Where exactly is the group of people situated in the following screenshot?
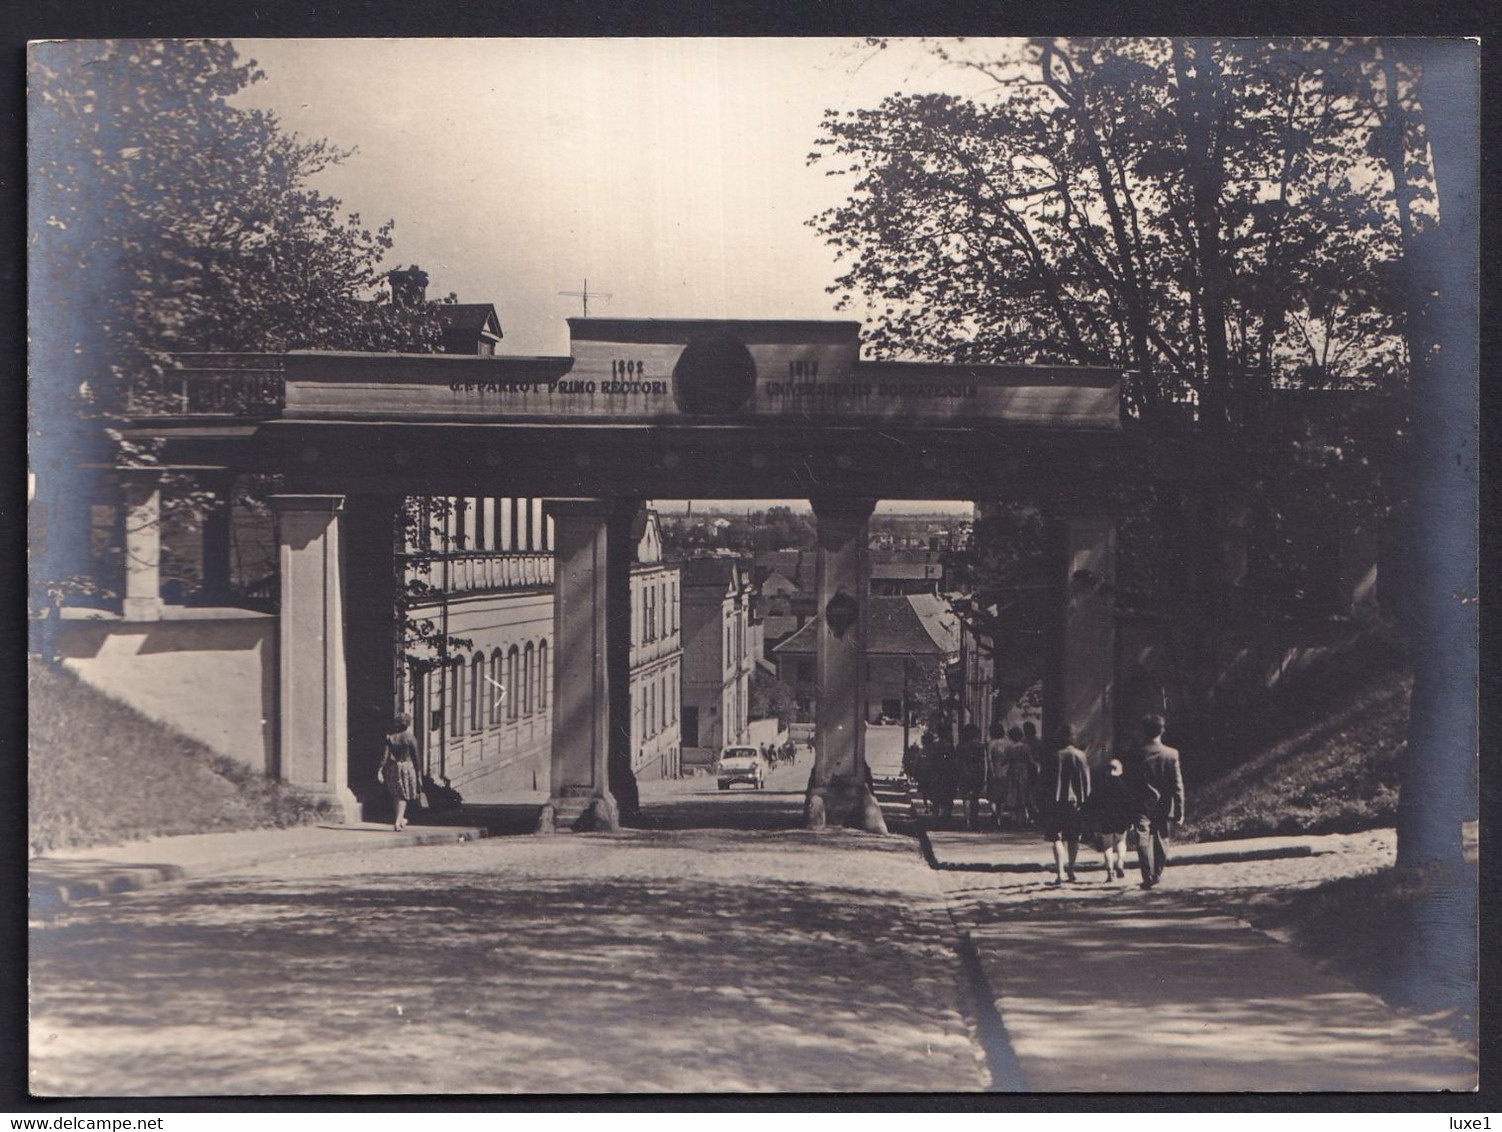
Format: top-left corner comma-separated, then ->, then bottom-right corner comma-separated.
904,713 -> 1186,889
761,740 -> 798,767
906,720 -> 1044,829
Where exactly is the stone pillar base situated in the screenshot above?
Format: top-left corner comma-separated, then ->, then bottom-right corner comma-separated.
805,781 -> 888,834
308,785 -> 362,826
122,596 -> 163,622
541,789 -> 620,833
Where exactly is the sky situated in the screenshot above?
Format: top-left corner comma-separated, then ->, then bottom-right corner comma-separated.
233,38 -> 1008,357
229,39 -> 1001,517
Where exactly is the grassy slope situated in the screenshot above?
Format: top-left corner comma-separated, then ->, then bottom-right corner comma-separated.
29,658 -> 323,856
1174,642 -> 1475,1048
1180,668 -> 1410,844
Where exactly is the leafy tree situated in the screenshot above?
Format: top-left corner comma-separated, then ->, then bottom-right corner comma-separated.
28,41 -> 459,678
749,669 -> 797,728
813,38 -> 1474,864
29,39 -> 441,426
811,38 -> 1409,416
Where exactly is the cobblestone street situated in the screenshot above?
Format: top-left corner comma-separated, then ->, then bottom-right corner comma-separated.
28,762 -> 1476,1096
30,761 -> 989,1096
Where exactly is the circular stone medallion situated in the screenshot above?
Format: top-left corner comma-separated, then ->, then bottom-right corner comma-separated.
672,333 -> 757,415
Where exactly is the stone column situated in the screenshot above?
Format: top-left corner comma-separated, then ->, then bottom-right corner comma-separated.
1043,514 -> 1117,763
343,494 -> 404,814
541,499 -> 628,832
606,500 -> 643,823
120,469 -> 163,621
269,494 -> 359,822
806,496 -> 885,833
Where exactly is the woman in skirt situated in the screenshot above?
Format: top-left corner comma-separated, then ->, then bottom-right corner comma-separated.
378,713 -> 423,831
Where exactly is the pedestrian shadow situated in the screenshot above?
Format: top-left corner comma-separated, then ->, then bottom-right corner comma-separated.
948,888 -> 1476,1091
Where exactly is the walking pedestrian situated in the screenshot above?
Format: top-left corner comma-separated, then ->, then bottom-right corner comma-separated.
378,713 -> 423,832
955,723 -> 987,829
1022,720 -> 1044,823
1083,758 -> 1133,882
1127,714 -> 1185,889
1042,724 -> 1091,884
984,724 -> 1010,827
994,725 -> 1034,826
925,727 -> 956,823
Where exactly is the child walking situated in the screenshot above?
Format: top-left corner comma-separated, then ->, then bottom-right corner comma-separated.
1084,758 -> 1133,881
378,713 -> 422,832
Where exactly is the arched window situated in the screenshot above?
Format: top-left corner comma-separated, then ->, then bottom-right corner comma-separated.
538,640 -> 549,709
449,658 -> 463,737
523,642 -> 535,715
489,649 -> 504,726
470,654 -> 484,732
507,645 -> 520,721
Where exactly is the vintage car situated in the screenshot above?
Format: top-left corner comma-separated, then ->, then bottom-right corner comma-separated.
716,745 -> 765,790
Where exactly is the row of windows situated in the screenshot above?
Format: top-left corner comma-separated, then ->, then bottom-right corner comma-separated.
637,574 -> 678,645
447,640 -> 550,737
412,496 -> 553,555
636,668 -> 679,744
722,607 -> 747,671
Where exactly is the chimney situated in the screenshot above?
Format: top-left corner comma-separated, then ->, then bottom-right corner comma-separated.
388,265 -> 429,307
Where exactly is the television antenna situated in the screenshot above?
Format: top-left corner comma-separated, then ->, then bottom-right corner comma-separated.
559,279 -> 612,318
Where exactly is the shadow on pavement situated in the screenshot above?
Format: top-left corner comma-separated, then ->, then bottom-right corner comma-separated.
30,859 -> 986,1096
945,884 -> 1476,1091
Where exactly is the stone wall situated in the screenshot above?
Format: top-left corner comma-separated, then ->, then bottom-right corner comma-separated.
54,609 -> 276,775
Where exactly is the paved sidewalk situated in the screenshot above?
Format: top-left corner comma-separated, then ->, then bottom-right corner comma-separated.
923,825 -> 1329,873
924,827 -> 1477,1091
29,821 -> 490,908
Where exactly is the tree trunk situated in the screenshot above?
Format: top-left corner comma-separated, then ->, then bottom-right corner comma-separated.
1390,42 -> 1479,869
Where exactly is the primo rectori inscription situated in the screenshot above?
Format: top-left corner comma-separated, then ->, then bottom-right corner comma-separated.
279,318 -> 1121,430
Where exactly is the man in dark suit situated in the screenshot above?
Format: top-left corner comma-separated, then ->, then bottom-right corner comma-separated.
1129,714 -> 1185,889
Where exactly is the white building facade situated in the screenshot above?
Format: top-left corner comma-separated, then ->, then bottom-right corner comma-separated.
679,557 -> 755,759
629,510 -> 682,780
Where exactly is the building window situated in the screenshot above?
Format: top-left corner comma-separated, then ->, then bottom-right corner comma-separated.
449,659 -> 463,737
539,640 -> 549,709
470,653 -> 484,732
490,649 -> 504,726
507,645 -> 520,721
524,642 -> 535,715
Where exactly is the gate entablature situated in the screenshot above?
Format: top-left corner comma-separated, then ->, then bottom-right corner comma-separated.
276,317 -> 1122,431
